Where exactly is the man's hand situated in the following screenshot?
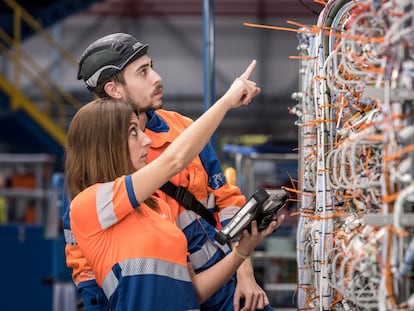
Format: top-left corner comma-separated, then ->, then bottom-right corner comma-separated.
233,260 -> 271,311
224,60 -> 261,109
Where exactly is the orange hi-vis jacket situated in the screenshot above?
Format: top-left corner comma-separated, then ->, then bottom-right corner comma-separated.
63,109 -> 246,309
146,109 -> 245,226
145,110 -> 246,308
70,175 -> 200,310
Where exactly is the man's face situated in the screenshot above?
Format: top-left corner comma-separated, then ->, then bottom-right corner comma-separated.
120,55 -> 163,112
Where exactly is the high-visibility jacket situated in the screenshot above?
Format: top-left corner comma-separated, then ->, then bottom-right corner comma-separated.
146,109 -> 246,226
63,109 -> 246,310
70,175 -> 199,311
146,110 -> 246,309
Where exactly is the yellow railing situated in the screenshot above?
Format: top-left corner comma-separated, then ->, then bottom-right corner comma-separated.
0,0 -> 83,146
0,75 -> 67,145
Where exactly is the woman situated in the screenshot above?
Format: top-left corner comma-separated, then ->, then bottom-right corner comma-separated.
66,60 -> 284,310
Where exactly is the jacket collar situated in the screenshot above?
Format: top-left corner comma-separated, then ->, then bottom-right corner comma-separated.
145,110 -> 169,132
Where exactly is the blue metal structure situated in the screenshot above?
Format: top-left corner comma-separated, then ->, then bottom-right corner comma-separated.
202,0 -> 216,148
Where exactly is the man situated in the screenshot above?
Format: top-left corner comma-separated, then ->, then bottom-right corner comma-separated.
64,32 -> 272,311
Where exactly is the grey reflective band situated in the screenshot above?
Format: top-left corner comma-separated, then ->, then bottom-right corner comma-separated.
64,228 -> 77,245
96,182 -> 118,230
176,209 -> 197,229
85,64 -> 121,87
189,241 -> 222,270
102,269 -> 118,298
84,45 -> 147,88
102,257 -> 191,299
176,210 -> 230,269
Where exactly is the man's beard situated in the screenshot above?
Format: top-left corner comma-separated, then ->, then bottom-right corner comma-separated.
149,83 -> 164,111
125,85 -> 163,112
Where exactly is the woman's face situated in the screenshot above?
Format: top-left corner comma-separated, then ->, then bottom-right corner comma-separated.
128,113 -> 152,170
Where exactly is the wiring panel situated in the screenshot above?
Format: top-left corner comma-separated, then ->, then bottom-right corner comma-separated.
291,0 -> 414,310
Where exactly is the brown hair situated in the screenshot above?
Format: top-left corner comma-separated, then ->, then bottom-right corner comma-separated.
65,99 -> 134,198
65,97 -> 156,209
92,71 -> 126,99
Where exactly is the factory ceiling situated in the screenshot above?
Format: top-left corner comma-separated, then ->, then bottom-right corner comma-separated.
85,0 -> 323,18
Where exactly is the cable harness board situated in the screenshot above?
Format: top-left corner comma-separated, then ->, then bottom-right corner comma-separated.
291,0 -> 414,310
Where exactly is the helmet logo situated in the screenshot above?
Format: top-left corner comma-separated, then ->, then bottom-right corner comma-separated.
132,42 -> 141,51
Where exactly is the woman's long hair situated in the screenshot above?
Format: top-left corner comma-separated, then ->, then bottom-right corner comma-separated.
65,97 -> 135,199
65,97 -> 157,209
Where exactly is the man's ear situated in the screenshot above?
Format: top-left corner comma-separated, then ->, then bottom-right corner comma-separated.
104,81 -> 122,99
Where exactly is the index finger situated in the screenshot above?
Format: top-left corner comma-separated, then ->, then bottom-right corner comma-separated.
239,59 -> 257,80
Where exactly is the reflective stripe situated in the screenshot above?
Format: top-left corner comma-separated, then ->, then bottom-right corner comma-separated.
175,206 -> 219,229
176,209 -> 198,229
189,240 -> 220,269
177,211 -> 231,269
101,257 -> 191,299
64,228 -> 77,245
96,182 -> 118,229
218,205 -> 240,223
120,258 -> 190,280
189,240 -> 231,270
102,268 -> 118,298
217,241 -> 231,254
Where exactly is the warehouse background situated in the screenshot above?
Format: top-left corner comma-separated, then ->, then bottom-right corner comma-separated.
0,0 -> 321,162
0,1 -> 321,310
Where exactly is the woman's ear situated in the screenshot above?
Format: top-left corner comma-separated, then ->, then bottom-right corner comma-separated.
104,81 -> 122,99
